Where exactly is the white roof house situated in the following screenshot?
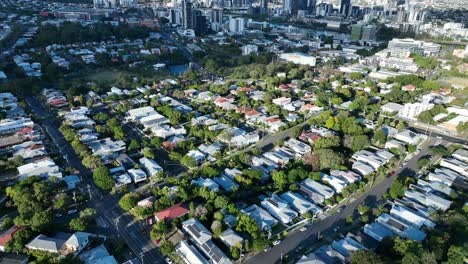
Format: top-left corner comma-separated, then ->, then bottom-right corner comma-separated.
331,237 -> 366,258
87,138 -> 125,159
390,204 -> 435,229
187,150 -> 206,163
394,129 -> 426,145
439,157 -> 468,177
219,229 -> 244,248
452,148 -> 468,163
427,168 -> 462,187
321,173 -> 348,193
300,179 -> 335,204
242,205 -> 278,231
176,240 -> 210,264
213,175 -> 239,192
17,159 -> 62,180
375,213 -> 426,242
127,168 -> 147,183
352,161 -> 375,176
352,150 -> 392,170
191,178 -> 219,192
261,194 -> 298,224
363,222 -> 394,242
329,170 -> 361,184
182,218 -> 212,245
284,138 -> 311,156
139,157 -> 163,177
404,187 -> 452,211
381,102 -> 403,113
279,191 -> 322,216
0,117 -> 34,135
61,232 -> 91,255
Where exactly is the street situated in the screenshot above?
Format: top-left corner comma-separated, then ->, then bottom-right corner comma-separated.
245,137 -> 437,264
26,97 -> 164,264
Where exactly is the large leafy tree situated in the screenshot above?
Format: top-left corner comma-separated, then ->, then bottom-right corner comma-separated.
93,166 -> 114,191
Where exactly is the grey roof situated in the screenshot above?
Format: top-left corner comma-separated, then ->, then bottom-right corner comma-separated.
26,234 -> 70,252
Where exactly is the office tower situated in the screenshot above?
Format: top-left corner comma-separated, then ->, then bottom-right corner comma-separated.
170,9 -> 182,25
351,24 -> 363,41
306,0 -> 316,15
192,10 -> 207,36
182,0 -> 193,29
340,0 -> 351,16
119,0 -> 137,7
361,25 -> 377,41
211,9 -> 223,23
261,0 -> 268,14
283,0 -> 292,13
228,17 -> 245,33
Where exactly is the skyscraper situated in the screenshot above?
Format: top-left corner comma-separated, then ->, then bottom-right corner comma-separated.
340,0 -> 351,16
182,0 -> 193,29
306,0 -> 316,15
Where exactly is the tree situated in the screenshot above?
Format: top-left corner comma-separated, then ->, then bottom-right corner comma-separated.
1,217 -> 14,231
181,155 -> 197,168
350,250 -> 384,264
357,204 -> 369,215
446,246 -> 466,264
214,196 -> 229,209
128,139 -> 141,151
313,136 -> 341,150
150,221 -> 168,241
389,177 -> 406,199
211,220 -> 223,237
30,211 -> 53,232
236,215 -> 259,239
393,237 -> 422,256
272,171 -> 288,191
159,240 -> 175,255
350,135 -> 370,152
119,193 -> 140,211
5,228 -> 33,253
80,208 -> 96,220
429,146 -> 449,157
82,155 -> 102,169
93,166 -> 114,191
372,130 -> 387,146
315,149 -> 344,170
69,217 -> 88,231
142,147 -> 156,159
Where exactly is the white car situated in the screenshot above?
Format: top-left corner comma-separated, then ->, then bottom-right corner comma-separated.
67,209 -> 77,215
273,240 -> 281,246
300,227 -> 307,232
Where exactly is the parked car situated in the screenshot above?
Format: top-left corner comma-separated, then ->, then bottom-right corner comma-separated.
264,246 -> 272,252
300,227 -> 307,232
337,205 -> 345,213
67,209 -> 77,215
273,240 -> 281,246
388,171 -> 396,177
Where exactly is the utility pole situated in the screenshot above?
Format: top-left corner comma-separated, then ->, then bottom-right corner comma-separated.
72,191 -> 77,209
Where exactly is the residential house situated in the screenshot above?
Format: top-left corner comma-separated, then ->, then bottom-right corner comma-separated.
242,205 -> 278,231
187,150 -> 206,164
79,244 -> 118,264
139,157 -> 163,178
17,159 -> 62,180
261,194 -> 298,224
380,102 -> 403,114
219,229 -> 243,248
394,130 -> 426,146
176,240 -> 210,264
331,237 -> 366,258
374,213 -> 427,241
300,179 -> 335,204
155,203 -> 189,222
439,157 -> 468,177
182,218 -> 212,245
213,175 -> 239,192
284,138 -> 311,156
26,233 -> 71,253
404,186 -> 452,211
191,178 -> 219,192
452,148 -> 468,163
364,222 -> 394,242
87,138 -> 125,162
127,169 -> 147,183
390,204 -> 435,229
61,232 -> 91,256
427,168 -> 462,187
279,191 -> 322,216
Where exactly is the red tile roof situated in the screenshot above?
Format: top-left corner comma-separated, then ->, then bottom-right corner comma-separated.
154,203 -> 189,221
0,226 -> 22,247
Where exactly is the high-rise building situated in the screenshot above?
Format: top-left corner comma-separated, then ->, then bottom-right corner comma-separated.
228,17 -> 245,33
306,0 -> 316,15
361,25 -> 377,41
340,0 -> 351,16
182,0 -> 193,29
351,24 -> 363,41
170,9 -> 182,25
192,10 -> 207,36
211,9 -> 223,23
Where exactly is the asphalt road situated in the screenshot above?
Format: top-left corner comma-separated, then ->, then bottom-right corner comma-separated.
245,137 -> 437,264
26,97 -> 164,264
